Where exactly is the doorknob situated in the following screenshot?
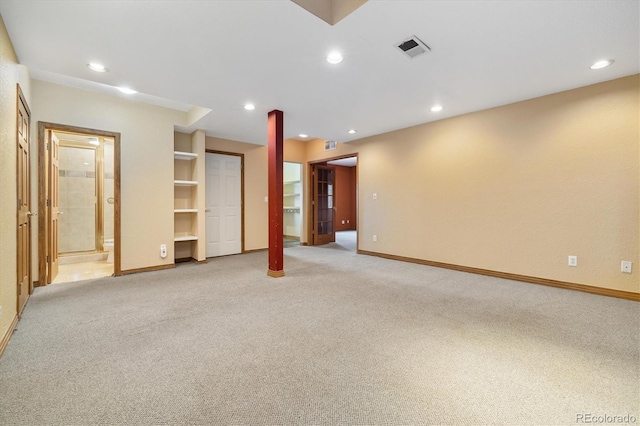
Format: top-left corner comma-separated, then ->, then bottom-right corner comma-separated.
58,211 -> 64,215
27,211 -> 37,217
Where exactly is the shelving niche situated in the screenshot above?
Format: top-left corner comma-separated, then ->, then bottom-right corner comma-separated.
283,163 -> 302,238
174,130 -> 206,262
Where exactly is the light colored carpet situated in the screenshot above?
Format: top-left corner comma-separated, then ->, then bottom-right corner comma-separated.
1,231 -> 638,425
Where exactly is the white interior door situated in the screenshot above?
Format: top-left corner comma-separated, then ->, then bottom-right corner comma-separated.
206,153 -> 241,257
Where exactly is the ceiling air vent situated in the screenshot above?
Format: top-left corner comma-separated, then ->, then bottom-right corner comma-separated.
397,35 -> 430,59
324,140 -> 337,151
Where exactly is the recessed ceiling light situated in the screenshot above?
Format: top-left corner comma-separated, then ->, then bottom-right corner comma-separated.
430,105 -> 443,112
244,103 -> 256,110
298,134 -> 308,138
347,129 -> 357,134
117,87 -> 137,95
590,59 -> 614,70
87,62 -> 108,72
327,51 -> 343,64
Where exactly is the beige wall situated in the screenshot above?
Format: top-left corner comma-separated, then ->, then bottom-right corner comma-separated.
0,14 -> 32,346
32,80 -> 188,272
346,75 -> 638,293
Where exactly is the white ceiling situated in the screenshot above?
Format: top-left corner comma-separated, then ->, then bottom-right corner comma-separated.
1,1 -> 638,146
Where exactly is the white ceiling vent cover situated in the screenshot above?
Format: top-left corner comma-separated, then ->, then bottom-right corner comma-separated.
397,36 -> 431,59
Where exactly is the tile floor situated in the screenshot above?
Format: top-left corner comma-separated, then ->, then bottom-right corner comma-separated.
52,260 -> 113,284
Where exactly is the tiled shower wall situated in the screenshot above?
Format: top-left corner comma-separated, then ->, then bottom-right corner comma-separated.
59,146 -> 96,253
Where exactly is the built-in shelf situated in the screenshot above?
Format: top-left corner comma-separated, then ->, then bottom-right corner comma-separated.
174,151 -> 198,160
284,207 -> 300,213
174,209 -> 198,213
284,180 -> 300,184
284,193 -> 300,197
174,180 -> 198,186
174,235 -> 198,242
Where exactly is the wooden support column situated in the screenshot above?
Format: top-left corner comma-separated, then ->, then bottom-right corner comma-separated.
267,110 -> 284,278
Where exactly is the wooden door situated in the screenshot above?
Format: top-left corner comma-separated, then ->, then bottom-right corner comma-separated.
313,165 -> 335,245
16,88 -> 31,313
48,132 -> 60,283
206,153 -> 242,257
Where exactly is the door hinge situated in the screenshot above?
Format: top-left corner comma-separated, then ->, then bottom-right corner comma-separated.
46,199 -> 50,207
17,282 -> 22,295
18,198 -> 21,209
46,255 -> 50,263
46,142 -> 50,150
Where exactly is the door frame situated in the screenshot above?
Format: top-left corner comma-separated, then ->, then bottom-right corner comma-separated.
37,122 -> 122,283
307,153 -> 358,247
205,149 -> 245,254
16,84 -> 32,309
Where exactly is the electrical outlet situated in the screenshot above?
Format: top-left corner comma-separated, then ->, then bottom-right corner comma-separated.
160,244 -> 167,259
568,256 -> 577,267
621,261 -> 632,273
372,235 -> 377,242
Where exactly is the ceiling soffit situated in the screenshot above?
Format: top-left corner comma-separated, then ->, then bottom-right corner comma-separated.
291,0 -> 368,25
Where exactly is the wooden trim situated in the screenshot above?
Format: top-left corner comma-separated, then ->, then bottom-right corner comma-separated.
113,132 -> 121,276
0,314 -> 19,358
308,153 -> 359,165
358,250 -> 640,302
118,264 -> 175,275
205,149 -> 245,254
243,248 -> 268,254
267,269 -> 285,278
175,257 -> 208,264
37,122 -> 47,286
37,123 -> 122,280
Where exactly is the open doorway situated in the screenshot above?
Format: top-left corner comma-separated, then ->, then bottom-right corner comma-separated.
38,123 -> 121,285
284,162 -> 303,248
309,155 -> 357,250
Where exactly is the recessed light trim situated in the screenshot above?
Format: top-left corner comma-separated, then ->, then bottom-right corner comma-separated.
117,87 -> 137,95
430,105 -> 443,112
244,103 -> 256,110
87,62 -> 108,72
327,51 -> 343,64
298,134 -> 308,138
590,59 -> 614,70
347,129 -> 357,134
